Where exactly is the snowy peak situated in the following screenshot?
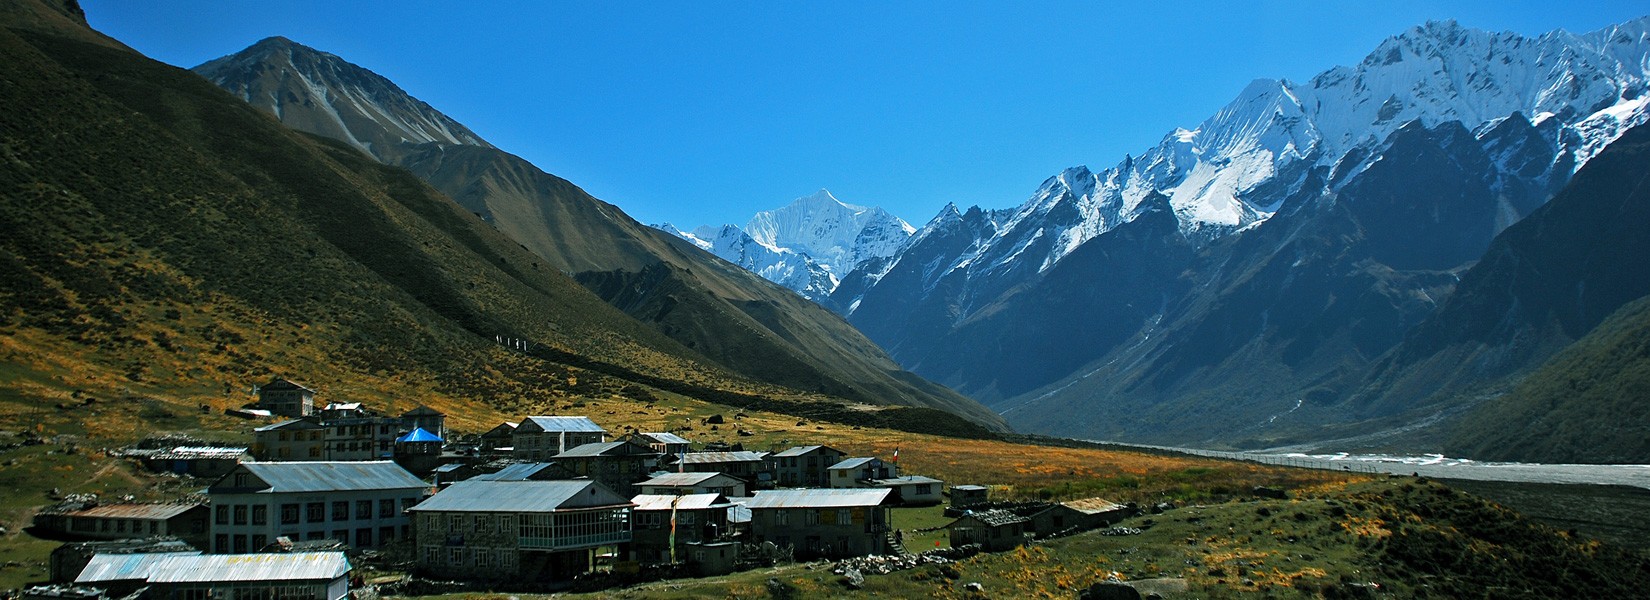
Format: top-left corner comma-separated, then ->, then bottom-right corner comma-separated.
654,190 -> 915,301
193,36 -> 494,162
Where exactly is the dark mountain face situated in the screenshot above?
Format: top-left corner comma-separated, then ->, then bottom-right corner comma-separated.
1348,122 -> 1650,435
192,38 -> 1007,429
855,117 -> 1573,447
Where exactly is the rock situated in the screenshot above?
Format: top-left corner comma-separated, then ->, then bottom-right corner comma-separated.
705,414 -> 725,424
839,567 -> 864,589
1079,582 -> 1142,600
765,577 -> 797,599
1252,486 -> 1287,499
737,429 -> 754,437
963,582 -> 984,593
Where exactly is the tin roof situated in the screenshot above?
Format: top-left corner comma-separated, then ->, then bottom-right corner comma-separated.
950,485 -> 988,491
744,488 -> 892,509
1061,497 -> 1127,514
409,480 -> 632,513
519,416 -> 606,433
260,379 -> 315,392
678,451 -> 766,464
79,552 -> 349,584
401,405 -> 444,417
555,441 -> 657,459
630,493 -> 730,511
772,445 -> 839,458
253,419 -> 323,432
638,432 -> 690,445
828,457 -> 878,470
224,461 -> 427,494
638,472 -> 728,487
395,427 -> 442,443
470,462 -> 562,481
869,475 -> 944,487
65,503 -> 202,521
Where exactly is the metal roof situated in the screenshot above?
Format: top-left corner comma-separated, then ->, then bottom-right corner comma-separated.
1061,497 -> 1127,515
773,445 -> 839,458
253,419 -> 322,432
519,416 -> 606,433
555,441 -> 657,459
727,504 -> 752,524
224,462 -> 427,494
65,504 -> 202,520
828,457 -> 878,470
638,472 -> 728,487
395,427 -> 442,443
952,509 -> 1027,528
678,451 -> 766,464
80,552 -> 349,584
409,480 -> 632,513
401,406 -> 444,416
744,488 -> 892,509
470,462 -> 560,481
869,476 -> 944,486
630,494 -> 730,511
638,432 -> 690,445
950,485 -> 988,491
74,553 -> 200,583
261,379 -> 315,392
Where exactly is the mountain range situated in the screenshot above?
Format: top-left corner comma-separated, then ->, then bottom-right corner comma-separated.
827,17 -> 1650,456
656,189 -> 915,303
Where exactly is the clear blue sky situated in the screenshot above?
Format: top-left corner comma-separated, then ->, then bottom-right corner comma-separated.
84,1 -> 1648,229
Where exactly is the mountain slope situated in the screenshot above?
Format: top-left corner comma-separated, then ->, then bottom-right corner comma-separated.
191,38 -> 1006,429
835,17 -> 1650,449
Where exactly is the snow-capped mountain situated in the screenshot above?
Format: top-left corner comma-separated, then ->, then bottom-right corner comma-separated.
194,36 -> 494,162
656,190 -> 915,301
837,17 -> 1650,448
846,18 -> 1650,320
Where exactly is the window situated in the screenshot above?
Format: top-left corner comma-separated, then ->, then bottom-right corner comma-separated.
499,550 -> 516,569
252,505 -> 267,525
214,534 -> 227,552
307,502 -> 325,523
679,512 -> 695,526
356,528 -> 373,547
232,535 -> 247,553
380,499 -> 396,519
308,446 -> 321,458
916,484 -> 932,495
332,501 -> 348,521
401,497 -> 418,513
332,530 -> 348,543
775,510 -> 789,526
380,526 -> 395,544
251,534 -> 267,551
233,505 -> 247,526
838,509 -> 853,525
423,547 -> 439,565
114,520 -> 125,533
473,515 -> 490,533
215,505 -> 229,525
356,500 -> 373,520
278,432 -> 289,442
281,504 -> 300,525
447,547 -> 464,566
474,549 -> 491,568
806,510 -> 820,525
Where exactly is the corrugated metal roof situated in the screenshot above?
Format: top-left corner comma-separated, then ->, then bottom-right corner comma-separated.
773,445 -> 837,457
80,552 -> 350,584
1062,497 -> 1127,515
395,427 -> 442,443
261,379 -> 314,392
520,416 -> 606,433
65,503 -> 202,520
950,485 -> 988,491
828,457 -> 877,470
630,494 -> 730,511
401,406 -> 443,416
75,552 -> 200,583
869,476 -> 944,486
409,480 -> 632,513
679,451 -> 765,464
638,472 -> 725,486
230,462 -> 427,494
638,432 -> 690,445
555,441 -> 656,458
727,504 -> 752,524
470,463 -> 560,481
744,488 -> 891,509
253,419 -> 322,432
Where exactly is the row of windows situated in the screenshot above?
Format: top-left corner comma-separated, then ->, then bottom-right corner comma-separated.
71,518 -> 201,534
422,546 -> 518,569
215,498 -> 416,526
213,525 -> 404,552
171,583 -> 323,600
772,508 -> 864,526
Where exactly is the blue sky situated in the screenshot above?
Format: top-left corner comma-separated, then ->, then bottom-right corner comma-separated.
85,1 -> 1648,229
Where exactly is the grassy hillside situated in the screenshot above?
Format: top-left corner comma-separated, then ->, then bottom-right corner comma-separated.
191,38 -> 1007,430
0,10 -> 999,447
1443,294 -> 1650,463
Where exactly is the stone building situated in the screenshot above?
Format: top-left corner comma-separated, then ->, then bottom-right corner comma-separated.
744,488 -> 893,560
206,461 -> 427,553
407,480 -> 633,582
256,379 -> 316,418
770,445 -> 844,488
513,417 -> 607,461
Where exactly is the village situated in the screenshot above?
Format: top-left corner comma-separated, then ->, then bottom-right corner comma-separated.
17,379 -> 1137,599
